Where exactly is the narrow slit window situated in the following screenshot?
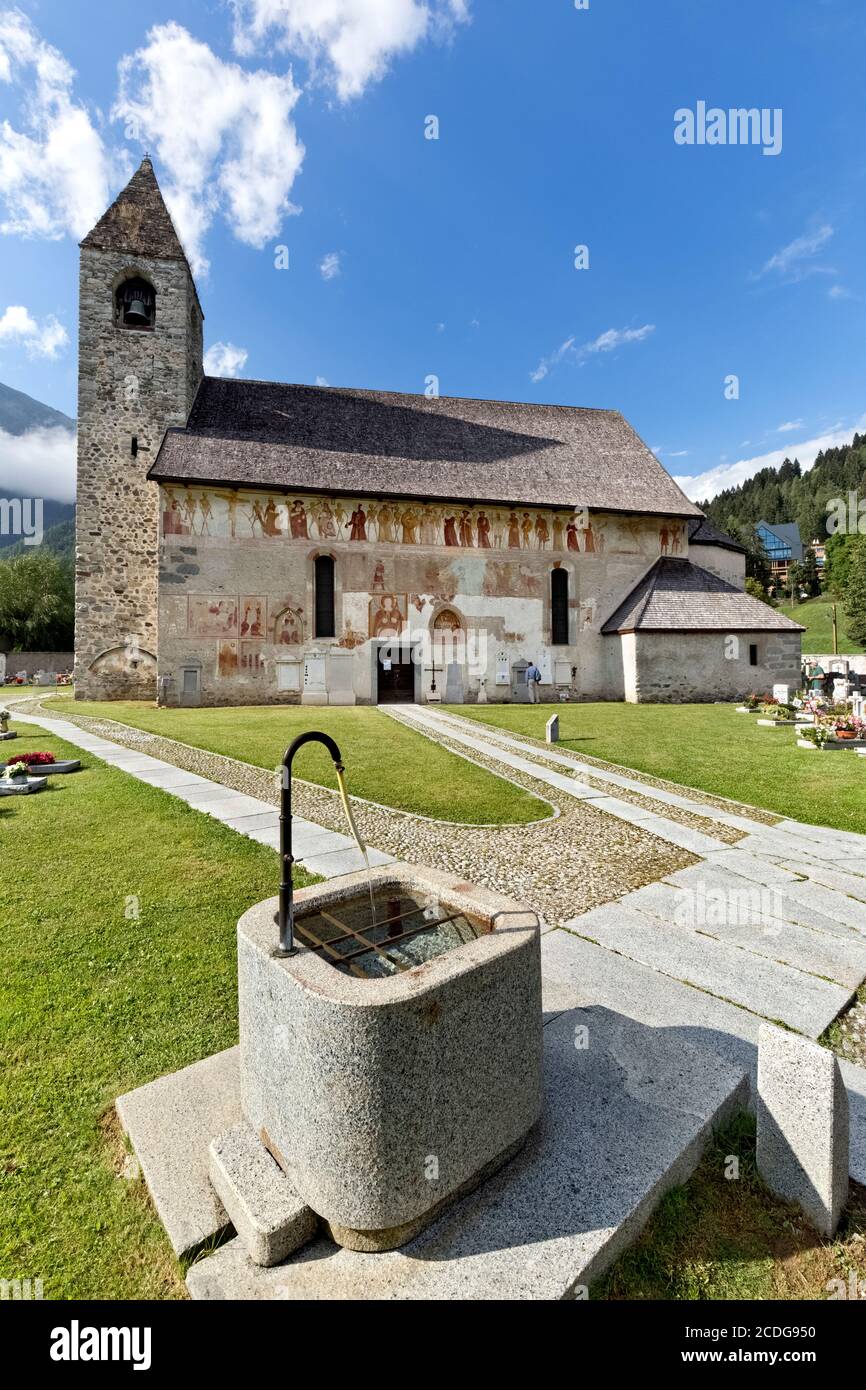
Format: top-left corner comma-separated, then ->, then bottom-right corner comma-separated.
749,643 -> 758,666
551,568 -> 569,646
314,555 -> 336,638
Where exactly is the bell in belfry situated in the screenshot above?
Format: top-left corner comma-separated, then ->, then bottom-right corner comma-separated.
126,295 -> 149,324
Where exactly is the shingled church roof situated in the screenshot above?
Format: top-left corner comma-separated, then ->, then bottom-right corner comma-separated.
80,157 -> 189,263
149,377 -> 704,516
601,557 -> 805,633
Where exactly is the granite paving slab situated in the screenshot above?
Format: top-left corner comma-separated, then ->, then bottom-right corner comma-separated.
540,930 -> 866,1182
666,862 -> 865,943
186,1005 -> 748,1300
624,878 -> 866,990
116,1048 -> 242,1259
562,902 -> 851,1038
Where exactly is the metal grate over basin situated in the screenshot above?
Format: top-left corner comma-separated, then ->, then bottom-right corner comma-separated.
292,889 -> 488,979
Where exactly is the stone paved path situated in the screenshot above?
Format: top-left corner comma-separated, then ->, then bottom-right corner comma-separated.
14,696 -> 866,1179
395,704 -> 866,1182
11,710 -> 394,880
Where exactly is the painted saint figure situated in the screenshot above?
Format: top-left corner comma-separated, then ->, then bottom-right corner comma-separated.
444,514 -> 459,547
476,511 -> 491,548
401,507 -> 420,544
290,500 -> 309,539
262,498 -> 281,537
349,505 -> 367,541
508,511 -> 521,548
377,504 -> 396,543
371,594 -> 403,638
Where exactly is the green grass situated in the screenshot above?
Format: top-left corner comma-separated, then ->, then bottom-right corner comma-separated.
777,596 -> 864,655
41,698 -> 547,825
0,728 -> 318,1300
448,701 -> 866,833
594,1114 -> 866,1300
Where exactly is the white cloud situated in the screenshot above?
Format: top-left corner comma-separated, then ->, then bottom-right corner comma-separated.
203,341 -> 249,377
531,324 -> 654,383
776,419 -> 803,433
0,10 -> 118,240
667,449 -> 689,457
114,22 -> 305,275
675,416 -> 866,503
319,250 -> 341,280
232,0 -> 470,101
0,424 -> 76,502
314,374 -> 329,386
828,284 -> 851,300
757,223 -> 834,281
0,303 -> 68,357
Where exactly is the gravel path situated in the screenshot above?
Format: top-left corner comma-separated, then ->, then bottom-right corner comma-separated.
23,700 -> 697,928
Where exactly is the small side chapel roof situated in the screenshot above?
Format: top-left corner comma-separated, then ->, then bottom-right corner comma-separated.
687,516 -> 746,554
601,557 -> 806,634
148,376 -> 705,517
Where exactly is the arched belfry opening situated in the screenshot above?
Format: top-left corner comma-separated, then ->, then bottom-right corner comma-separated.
116,276 -> 156,329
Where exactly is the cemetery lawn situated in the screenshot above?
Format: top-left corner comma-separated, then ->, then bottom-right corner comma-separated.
0,728 -> 318,1300
449,702 -> 866,834
42,698 -> 547,824
595,1113 -> 866,1301
777,596 -> 864,655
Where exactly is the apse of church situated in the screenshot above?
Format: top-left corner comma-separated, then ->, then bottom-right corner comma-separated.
156,482 -> 688,707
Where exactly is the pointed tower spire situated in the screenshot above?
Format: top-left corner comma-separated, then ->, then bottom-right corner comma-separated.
81,157 -> 189,263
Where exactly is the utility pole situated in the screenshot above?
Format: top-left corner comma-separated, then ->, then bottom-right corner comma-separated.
832,603 -> 838,656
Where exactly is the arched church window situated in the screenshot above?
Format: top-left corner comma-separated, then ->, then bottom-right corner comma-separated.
314,555 -> 336,638
116,277 -> 156,330
551,568 -> 569,645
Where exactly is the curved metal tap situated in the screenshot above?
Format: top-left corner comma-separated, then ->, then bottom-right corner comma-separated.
276,731 -> 344,956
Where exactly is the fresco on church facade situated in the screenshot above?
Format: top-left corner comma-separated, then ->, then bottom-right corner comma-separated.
239,598 -> 266,639
162,486 -> 687,557
188,595 -> 238,637
273,604 -> 304,645
369,594 -> 408,638
240,644 -> 265,673
217,640 -> 239,677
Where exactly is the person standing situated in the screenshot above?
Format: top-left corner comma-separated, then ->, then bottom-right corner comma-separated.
526,661 -> 542,704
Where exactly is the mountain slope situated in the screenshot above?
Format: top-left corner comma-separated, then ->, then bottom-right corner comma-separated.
0,380 -> 75,435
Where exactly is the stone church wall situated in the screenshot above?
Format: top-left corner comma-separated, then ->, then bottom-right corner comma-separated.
630,630 -> 802,703
689,544 -> 746,588
155,484 -> 689,706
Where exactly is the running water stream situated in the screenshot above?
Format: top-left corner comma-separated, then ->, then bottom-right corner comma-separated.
334,764 -> 378,930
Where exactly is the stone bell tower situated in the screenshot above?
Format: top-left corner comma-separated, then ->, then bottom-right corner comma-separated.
74,157 -> 203,699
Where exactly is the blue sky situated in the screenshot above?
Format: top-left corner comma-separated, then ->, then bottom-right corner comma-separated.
0,0 -> 864,505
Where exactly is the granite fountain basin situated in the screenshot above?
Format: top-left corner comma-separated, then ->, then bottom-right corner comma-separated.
238,863 -> 542,1252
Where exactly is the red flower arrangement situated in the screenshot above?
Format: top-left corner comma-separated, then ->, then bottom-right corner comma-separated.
10,750 -> 56,766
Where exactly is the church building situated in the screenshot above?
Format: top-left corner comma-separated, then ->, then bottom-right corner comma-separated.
74,160 -> 803,707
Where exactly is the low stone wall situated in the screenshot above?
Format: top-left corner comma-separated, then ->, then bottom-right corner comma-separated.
804,652 -> 866,677
1,650 -> 74,679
